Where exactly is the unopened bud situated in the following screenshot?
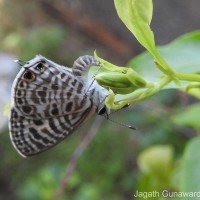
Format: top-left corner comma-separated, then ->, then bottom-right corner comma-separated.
95,69 -> 146,94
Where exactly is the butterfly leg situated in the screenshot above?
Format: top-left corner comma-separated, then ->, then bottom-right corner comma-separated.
72,55 -> 101,77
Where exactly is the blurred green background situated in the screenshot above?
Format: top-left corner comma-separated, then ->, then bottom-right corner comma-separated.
1,0 -> 200,200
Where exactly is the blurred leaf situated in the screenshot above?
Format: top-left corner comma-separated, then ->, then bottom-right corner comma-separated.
180,137 -> 200,199
138,145 -> 173,178
3,101 -> 11,116
74,183 -> 101,200
17,164 -> 63,200
2,33 -> 21,49
137,145 -> 174,193
2,26 -> 65,59
68,172 -> 82,188
172,103 -> 200,128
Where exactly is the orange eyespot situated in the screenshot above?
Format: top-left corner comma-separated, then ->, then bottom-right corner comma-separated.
35,62 -> 46,73
22,70 -> 35,82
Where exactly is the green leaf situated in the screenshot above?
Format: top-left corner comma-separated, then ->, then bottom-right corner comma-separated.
128,31 -> 200,87
94,32 -> 200,106
114,0 -> 176,78
114,0 -> 155,52
137,145 -> 173,193
171,103 -> 200,128
138,145 -> 173,179
180,137 -> 200,199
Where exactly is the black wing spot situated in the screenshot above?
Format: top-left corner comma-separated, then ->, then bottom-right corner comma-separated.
35,62 -> 46,73
33,120 -> 43,126
22,106 -> 32,114
19,81 -> 25,88
51,84 -> 59,90
22,70 -> 35,82
66,102 -> 73,112
51,108 -> 59,116
17,98 -> 23,105
37,91 -> 47,97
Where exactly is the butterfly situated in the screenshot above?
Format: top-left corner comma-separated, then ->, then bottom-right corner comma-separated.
9,55 -> 108,157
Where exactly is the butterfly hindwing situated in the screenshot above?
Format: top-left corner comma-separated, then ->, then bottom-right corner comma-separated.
10,105 -> 94,156
9,55 -> 99,157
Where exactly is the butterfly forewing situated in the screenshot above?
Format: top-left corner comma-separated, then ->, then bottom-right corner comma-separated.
9,55 -> 104,157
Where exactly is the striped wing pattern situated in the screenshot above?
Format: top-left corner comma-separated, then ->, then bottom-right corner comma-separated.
9,55 -> 103,157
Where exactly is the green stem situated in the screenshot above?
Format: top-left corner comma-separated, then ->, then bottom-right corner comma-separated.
176,72 -> 200,82
115,76 -> 172,106
152,49 -> 176,76
186,83 -> 200,92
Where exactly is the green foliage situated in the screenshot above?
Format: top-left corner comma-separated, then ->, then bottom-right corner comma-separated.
128,31 -> 200,84
172,103 -> 200,128
114,0 -> 155,53
1,0 -> 200,199
17,164 -> 64,200
180,137 -> 200,198
12,122 -> 138,200
137,145 -> 174,194
95,0 -> 200,198
2,25 -> 65,59
95,0 -> 200,110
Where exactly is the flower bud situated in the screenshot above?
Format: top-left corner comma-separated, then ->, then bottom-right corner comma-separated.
95,69 -> 146,94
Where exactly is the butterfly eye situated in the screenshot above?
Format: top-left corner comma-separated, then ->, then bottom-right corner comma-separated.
98,105 -> 107,115
35,62 -> 46,72
22,70 -> 35,82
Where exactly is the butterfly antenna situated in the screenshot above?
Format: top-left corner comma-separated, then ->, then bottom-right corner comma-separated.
106,115 -> 136,130
86,64 -> 102,92
87,78 -> 95,92
100,108 -> 136,130
14,60 -> 26,66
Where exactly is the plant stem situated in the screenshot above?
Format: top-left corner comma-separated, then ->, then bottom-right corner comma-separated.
113,76 -> 172,107
153,50 -> 177,78
176,72 -> 200,82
